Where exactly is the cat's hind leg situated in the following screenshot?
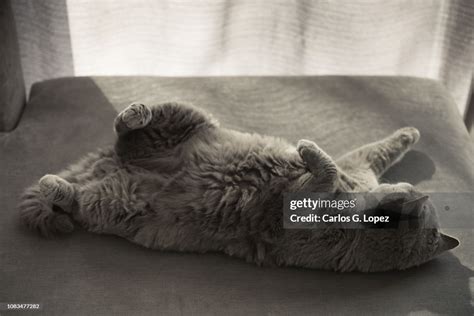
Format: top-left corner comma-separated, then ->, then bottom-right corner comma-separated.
19,175 -> 78,236
336,127 -> 420,178
114,102 -> 218,168
114,102 -> 217,138
114,103 -> 153,136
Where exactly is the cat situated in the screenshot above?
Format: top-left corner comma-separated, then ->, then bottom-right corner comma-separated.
19,102 -> 459,272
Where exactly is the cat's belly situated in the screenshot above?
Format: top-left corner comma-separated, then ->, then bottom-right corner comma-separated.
78,141 -> 306,252
134,167 -> 296,251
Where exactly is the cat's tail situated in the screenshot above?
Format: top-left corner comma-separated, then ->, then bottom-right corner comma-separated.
18,182 -> 75,237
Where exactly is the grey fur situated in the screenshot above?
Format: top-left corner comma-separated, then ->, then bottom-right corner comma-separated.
19,102 -> 459,272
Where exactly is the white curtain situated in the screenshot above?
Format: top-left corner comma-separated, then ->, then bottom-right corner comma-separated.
12,0 -> 474,115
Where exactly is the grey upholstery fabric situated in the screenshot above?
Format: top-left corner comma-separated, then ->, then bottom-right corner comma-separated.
0,0 -> 25,131
1,76 -> 473,315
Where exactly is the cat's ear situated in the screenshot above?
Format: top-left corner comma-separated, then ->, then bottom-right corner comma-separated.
435,233 -> 460,255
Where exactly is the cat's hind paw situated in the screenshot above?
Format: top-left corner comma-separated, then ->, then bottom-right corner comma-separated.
39,174 -> 75,210
392,127 -> 420,147
114,103 -> 153,134
19,177 -> 75,236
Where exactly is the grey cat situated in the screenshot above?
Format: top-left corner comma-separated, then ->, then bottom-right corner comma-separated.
19,102 -> 459,272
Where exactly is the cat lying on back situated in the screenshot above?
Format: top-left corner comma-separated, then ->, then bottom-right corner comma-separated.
19,102 -> 459,272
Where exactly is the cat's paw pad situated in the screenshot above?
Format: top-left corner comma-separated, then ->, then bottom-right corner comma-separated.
39,174 -> 74,209
394,127 -> 420,146
118,103 -> 152,130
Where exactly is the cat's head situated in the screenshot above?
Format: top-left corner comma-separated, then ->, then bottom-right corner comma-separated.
349,183 -> 459,272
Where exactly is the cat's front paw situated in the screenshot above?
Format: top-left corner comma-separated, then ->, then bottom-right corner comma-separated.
297,139 -> 320,157
393,127 -> 420,146
297,139 -> 336,172
39,174 -> 75,210
115,103 -> 152,134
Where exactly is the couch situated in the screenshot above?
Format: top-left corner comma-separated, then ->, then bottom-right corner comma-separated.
1,75 -> 473,315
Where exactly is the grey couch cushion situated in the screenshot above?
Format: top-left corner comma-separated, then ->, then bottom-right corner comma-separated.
1,76 -> 473,315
